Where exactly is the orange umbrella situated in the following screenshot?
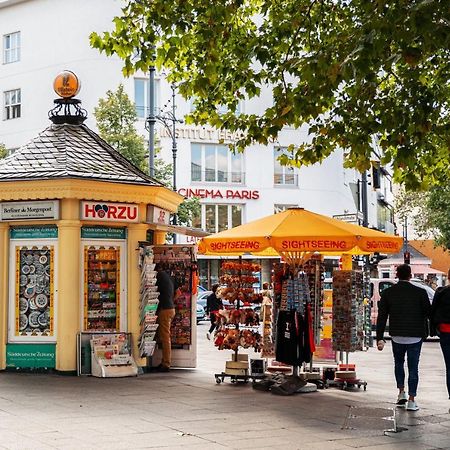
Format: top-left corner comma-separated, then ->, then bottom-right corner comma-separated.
198,207 -> 402,262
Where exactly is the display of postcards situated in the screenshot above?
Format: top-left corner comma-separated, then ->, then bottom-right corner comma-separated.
332,270 -> 364,352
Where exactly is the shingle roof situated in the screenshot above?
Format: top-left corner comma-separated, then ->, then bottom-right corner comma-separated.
0,124 -> 162,186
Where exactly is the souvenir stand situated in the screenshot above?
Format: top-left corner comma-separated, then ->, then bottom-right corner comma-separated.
326,263 -> 372,390
138,244 -> 198,369
198,207 -> 403,395
213,259 -> 264,384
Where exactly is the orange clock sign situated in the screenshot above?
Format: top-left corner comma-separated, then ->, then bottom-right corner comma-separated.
53,70 -> 80,98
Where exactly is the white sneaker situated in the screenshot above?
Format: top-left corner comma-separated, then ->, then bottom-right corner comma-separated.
206,332 -> 211,340
396,391 -> 408,406
406,400 -> 419,411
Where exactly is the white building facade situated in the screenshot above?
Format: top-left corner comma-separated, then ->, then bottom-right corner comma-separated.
1,0 -> 397,286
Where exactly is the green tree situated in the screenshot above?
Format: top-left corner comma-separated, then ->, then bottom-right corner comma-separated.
94,84 -> 147,170
152,154 -> 201,227
0,143 -> 7,159
91,1 -> 450,190
94,85 -> 201,228
395,185 -> 450,250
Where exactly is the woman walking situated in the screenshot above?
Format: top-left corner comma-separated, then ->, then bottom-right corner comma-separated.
206,284 -> 223,340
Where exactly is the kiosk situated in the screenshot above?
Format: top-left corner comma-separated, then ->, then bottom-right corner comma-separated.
0,72 -> 188,373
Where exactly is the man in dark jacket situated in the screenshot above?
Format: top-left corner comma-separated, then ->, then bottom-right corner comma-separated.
376,264 -> 431,411
155,265 -> 176,372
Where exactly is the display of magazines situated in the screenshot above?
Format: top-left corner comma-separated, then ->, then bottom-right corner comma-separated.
84,246 -> 120,331
16,246 -> 54,337
90,333 -> 137,378
153,245 -> 195,347
138,245 -> 159,357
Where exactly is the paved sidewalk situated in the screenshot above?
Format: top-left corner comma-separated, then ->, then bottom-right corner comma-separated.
1,324 -> 450,449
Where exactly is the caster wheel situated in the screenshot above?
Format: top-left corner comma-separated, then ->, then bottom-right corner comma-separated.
216,378 -> 222,384
364,385 -> 367,391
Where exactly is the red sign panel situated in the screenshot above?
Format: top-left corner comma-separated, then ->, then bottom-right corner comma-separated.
81,201 -> 139,223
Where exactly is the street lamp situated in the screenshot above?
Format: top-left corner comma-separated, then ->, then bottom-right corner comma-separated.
145,83 -> 183,242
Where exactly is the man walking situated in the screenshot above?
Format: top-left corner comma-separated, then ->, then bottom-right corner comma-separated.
376,264 -> 431,411
155,264 -> 176,372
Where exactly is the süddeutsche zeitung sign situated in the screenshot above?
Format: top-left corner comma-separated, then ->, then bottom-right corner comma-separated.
0,201 -> 60,221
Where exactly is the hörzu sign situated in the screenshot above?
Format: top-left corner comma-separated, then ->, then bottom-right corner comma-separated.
178,188 -> 260,200
81,201 -> 139,223
0,200 -> 59,221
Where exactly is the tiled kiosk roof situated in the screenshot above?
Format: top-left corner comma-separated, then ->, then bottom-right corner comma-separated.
0,124 -> 162,186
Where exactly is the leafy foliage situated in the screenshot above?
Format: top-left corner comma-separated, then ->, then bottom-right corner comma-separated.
91,0 -> 450,190
94,84 -> 147,170
94,85 -> 201,228
0,143 -> 7,159
395,185 -> 450,250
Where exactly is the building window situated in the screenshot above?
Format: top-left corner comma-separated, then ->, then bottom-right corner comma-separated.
190,98 -> 242,115
274,147 -> 298,186
3,32 -> 20,64
274,204 -> 298,214
200,204 -> 243,233
134,78 -> 159,119
191,143 -> 244,184
4,89 -> 21,120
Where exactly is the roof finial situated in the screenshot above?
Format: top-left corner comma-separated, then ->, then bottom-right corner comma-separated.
48,70 -> 87,125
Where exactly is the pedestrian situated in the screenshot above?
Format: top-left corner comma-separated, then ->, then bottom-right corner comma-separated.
261,282 -> 273,301
376,263 -> 431,411
431,270 -> 450,410
155,264 -> 176,372
206,284 -> 223,340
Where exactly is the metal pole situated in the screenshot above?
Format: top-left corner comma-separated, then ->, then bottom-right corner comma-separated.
361,171 -> 369,228
171,85 -> 178,243
171,85 -> 177,196
148,66 -> 156,178
403,217 -> 408,252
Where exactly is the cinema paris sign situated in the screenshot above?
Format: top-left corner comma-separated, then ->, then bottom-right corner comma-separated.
178,188 -> 260,200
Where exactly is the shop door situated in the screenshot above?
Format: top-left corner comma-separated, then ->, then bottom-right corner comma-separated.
81,241 -> 127,332
8,240 -> 58,343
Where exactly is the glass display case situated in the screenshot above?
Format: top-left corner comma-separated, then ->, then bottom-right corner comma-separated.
84,246 -> 120,331
14,245 -> 54,339
9,241 -> 56,342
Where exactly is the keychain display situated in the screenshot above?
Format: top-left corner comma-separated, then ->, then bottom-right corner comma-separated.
153,246 -> 196,347
16,247 -> 53,337
213,261 -> 262,353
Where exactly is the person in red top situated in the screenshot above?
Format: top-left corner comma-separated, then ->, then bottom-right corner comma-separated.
206,284 -> 223,340
431,271 -> 450,408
